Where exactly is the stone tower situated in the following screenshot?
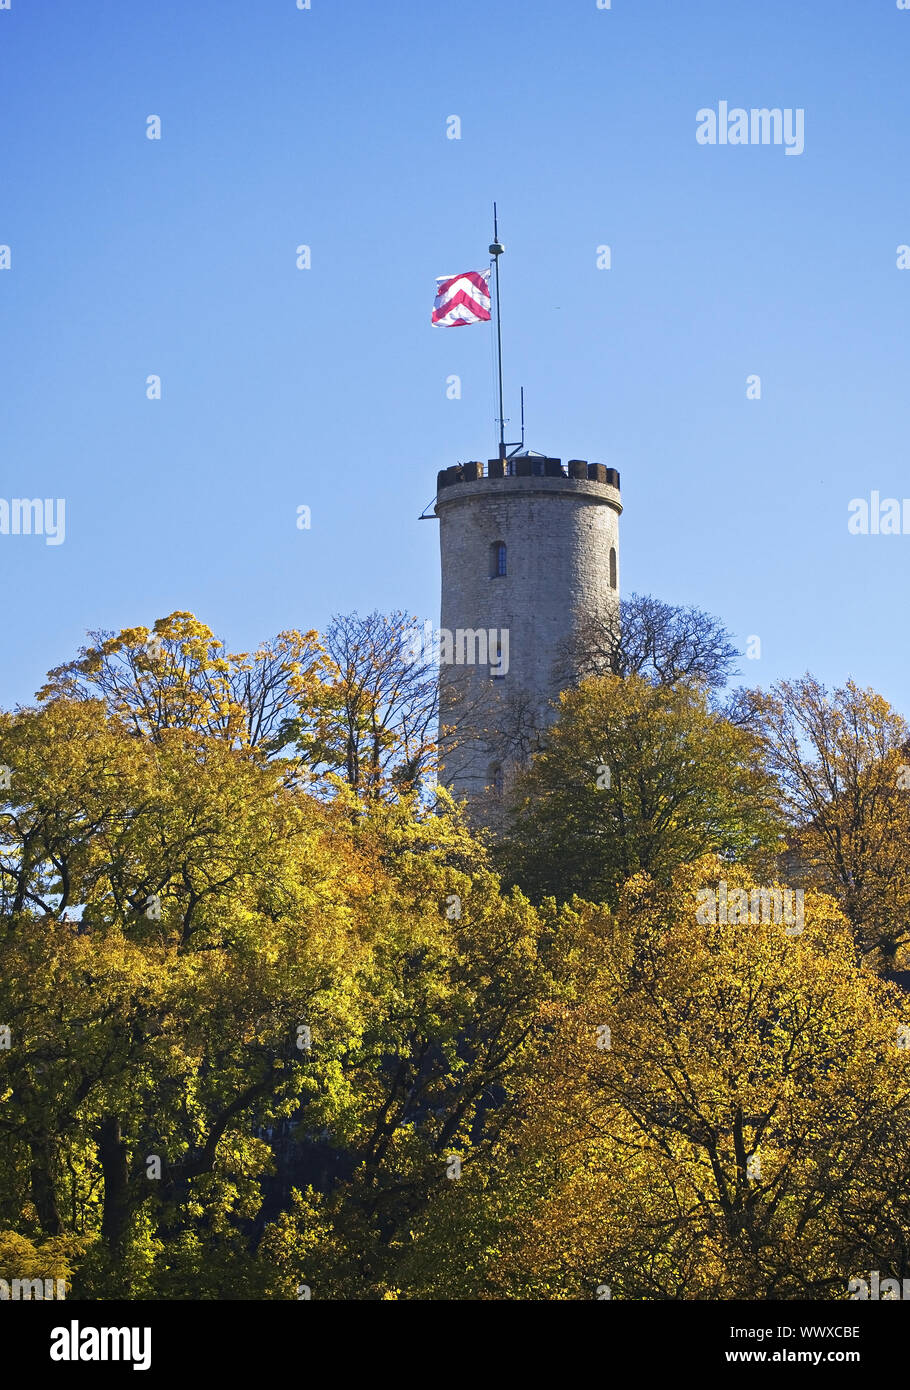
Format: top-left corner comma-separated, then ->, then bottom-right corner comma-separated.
434,454 -> 622,807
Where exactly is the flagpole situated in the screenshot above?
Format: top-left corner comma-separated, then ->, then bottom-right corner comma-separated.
490,203 -> 506,461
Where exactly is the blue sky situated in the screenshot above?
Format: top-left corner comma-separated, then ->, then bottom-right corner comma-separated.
1,0 -> 908,714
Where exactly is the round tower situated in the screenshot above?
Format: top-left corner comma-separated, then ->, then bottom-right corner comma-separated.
435,455 -> 622,806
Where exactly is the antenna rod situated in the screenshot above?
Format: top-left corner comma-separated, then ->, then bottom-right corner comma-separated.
520,385 -> 525,449
490,203 -> 506,460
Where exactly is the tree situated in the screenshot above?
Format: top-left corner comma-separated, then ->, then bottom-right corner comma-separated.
298,867 -> 582,1299
10,610 -> 910,1302
748,677 -> 910,967
498,674 -> 781,906
296,610 -> 439,799
558,593 -> 740,693
37,611 -> 330,758
0,695 -> 368,1291
422,863 -> 910,1300
37,608 -> 442,803
0,616 -> 560,1299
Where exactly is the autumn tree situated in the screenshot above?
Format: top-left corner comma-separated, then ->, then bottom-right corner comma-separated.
9,610 -> 910,1303
0,692 -> 573,1298
498,674 -> 781,906
0,694 -> 369,1292
402,863 -> 910,1300
37,611 -> 330,758
0,613 -> 564,1299
748,676 -> 910,967
293,610 -> 439,799
38,608 -> 442,801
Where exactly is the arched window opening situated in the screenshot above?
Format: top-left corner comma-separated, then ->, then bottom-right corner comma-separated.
490,540 -> 507,578
609,546 -> 617,591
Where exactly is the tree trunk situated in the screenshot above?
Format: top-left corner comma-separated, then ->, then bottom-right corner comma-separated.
99,1115 -> 131,1255
29,1135 -> 63,1236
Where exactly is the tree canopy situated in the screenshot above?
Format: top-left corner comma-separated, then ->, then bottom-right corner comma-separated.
497,673 -> 782,906
1,609 -> 909,1300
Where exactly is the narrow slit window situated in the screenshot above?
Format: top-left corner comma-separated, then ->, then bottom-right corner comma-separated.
491,541 -> 507,578
609,546 -> 617,590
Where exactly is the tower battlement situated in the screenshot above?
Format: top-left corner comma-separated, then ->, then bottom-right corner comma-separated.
437,459 -> 620,491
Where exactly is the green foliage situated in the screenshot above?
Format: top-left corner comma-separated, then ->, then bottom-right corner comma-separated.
497,674 -> 782,905
1,612 -> 909,1301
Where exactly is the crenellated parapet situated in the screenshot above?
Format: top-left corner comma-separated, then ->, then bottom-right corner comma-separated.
437,458 -> 620,492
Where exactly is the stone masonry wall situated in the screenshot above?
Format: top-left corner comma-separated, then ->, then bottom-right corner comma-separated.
436,468 -> 621,805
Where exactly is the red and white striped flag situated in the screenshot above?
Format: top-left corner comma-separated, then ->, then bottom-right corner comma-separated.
431,269 -> 492,327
